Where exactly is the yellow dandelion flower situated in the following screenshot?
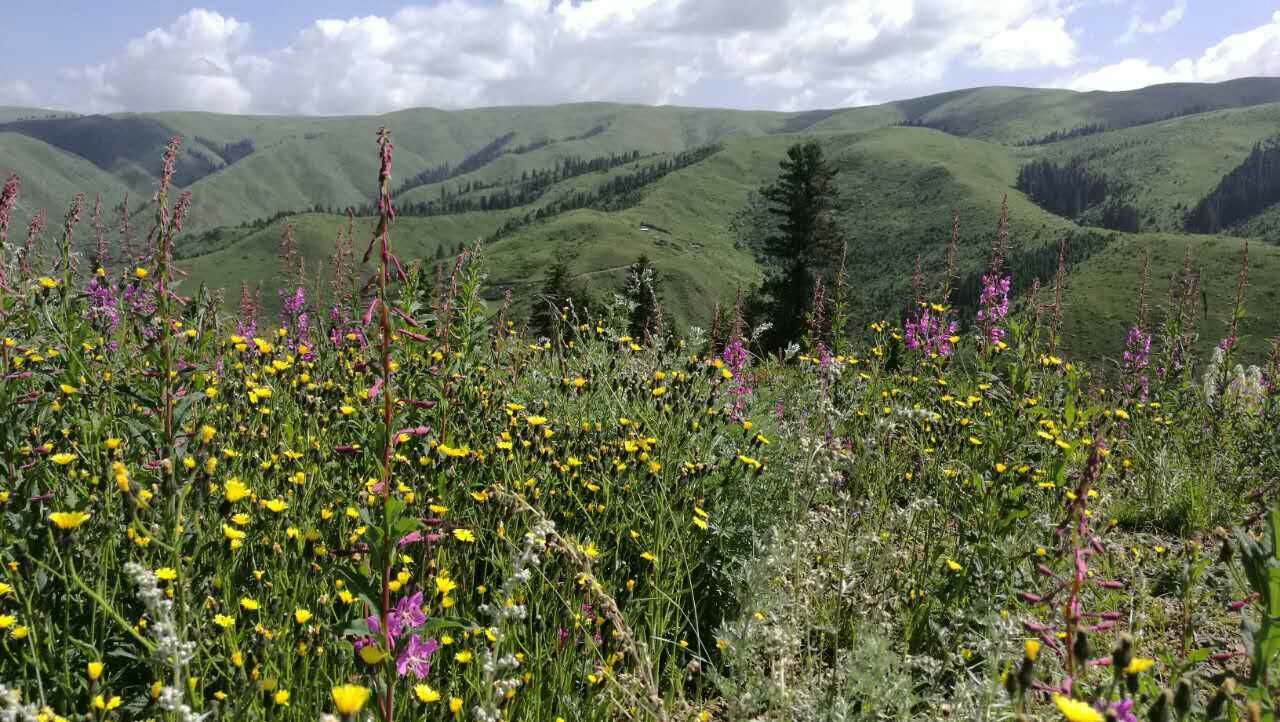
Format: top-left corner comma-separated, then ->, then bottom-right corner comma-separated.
1053,694 -> 1103,722
49,511 -> 90,529
331,685 -> 370,716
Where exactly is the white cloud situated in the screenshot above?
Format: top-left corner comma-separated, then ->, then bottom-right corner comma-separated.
1118,0 -> 1187,44
0,80 -> 40,107
70,8 -> 254,114
1069,10 -> 1280,91
973,16 -> 1077,70
21,1 -> 1089,114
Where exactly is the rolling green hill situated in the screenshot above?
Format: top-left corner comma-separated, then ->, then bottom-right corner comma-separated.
4,77 -> 1280,366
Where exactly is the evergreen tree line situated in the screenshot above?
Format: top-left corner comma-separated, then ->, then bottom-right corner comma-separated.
1016,158 -> 1143,232
1013,124 -> 1108,147
486,144 -> 722,242
195,136 -> 256,164
391,132 -> 517,197
1183,138 -> 1280,233
508,138 -> 552,155
563,124 -> 607,141
1015,158 -> 1113,219
384,150 -> 645,218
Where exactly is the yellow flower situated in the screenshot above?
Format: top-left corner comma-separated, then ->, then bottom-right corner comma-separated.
1053,694 -> 1103,722
134,267 -> 148,279
294,609 -> 312,624
1124,657 -> 1155,675
50,453 -> 75,466
273,690 -> 290,706
414,684 -> 441,703
452,528 -> 476,543
86,661 -> 105,681
263,498 -> 288,513
455,650 -> 473,664
945,559 -> 962,572
1024,639 -> 1040,662
223,478 -> 250,503
155,567 -> 178,581
199,425 -> 216,443
49,511 -> 90,530
435,576 -> 457,596
0,615 -> 14,629
526,415 -> 547,426
92,695 -> 122,711
239,597 -> 259,612
37,277 -> 58,289
213,614 -> 235,629
449,697 -> 463,714
340,405 -> 355,416
331,684 -> 370,716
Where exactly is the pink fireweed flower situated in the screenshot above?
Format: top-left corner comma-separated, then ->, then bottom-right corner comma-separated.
1121,325 -> 1151,400
722,337 -> 752,421
904,305 -> 958,357
975,273 -> 1010,345
387,590 -> 426,638
396,634 -> 438,679
0,174 -> 18,242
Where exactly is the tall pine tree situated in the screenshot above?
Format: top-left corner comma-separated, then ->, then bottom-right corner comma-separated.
759,141 -> 842,348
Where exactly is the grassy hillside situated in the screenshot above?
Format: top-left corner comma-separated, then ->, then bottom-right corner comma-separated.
1060,232 -> 1280,364
0,132 -> 129,229
1023,102 -> 1280,231
814,76 -> 1280,144
5,78 -> 1280,366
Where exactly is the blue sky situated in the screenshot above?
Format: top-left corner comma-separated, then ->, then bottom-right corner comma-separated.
3,1 -> 1278,114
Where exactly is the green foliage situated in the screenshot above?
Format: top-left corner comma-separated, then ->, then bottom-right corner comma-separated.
755,141 -> 842,349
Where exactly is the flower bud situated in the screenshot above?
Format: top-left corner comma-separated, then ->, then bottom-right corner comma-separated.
1173,677 -> 1192,718
1111,634 -> 1133,673
1205,678 -> 1233,719
1072,630 -> 1090,669
1149,690 -> 1171,722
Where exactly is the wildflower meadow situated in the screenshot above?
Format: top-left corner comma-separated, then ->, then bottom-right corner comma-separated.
0,130 -> 1277,722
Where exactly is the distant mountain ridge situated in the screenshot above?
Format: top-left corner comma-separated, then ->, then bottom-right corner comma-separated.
2,77 -> 1280,365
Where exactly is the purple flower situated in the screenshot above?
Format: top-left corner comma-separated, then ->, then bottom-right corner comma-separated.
388,590 -> 426,638
976,273 -> 1010,346
904,306 -> 958,357
1121,326 -> 1151,400
0,174 -> 18,241
1107,698 -> 1137,722
722,338 -> 752,421
85,275 -> 120,337
395,634 -> 439,679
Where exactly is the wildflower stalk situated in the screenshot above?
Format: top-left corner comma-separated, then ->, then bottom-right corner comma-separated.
371,126 -> 399,722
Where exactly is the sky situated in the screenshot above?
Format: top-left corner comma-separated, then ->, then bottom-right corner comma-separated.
2,1 -> 1278,115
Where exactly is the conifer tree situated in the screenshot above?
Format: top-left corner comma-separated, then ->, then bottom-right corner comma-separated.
759,141 -> 842,348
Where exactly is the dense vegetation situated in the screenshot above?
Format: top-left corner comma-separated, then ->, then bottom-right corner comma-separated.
1015,158 -> 1113,220
1184,139 -> 1280,234
1,128 -> 1279,722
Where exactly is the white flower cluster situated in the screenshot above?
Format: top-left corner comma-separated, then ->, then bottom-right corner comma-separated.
157,684 -> 208,722
0,685 -> 40,722
1201,347 -> 1266,413
124,562 -> 196,668
471,518 -> 554,721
